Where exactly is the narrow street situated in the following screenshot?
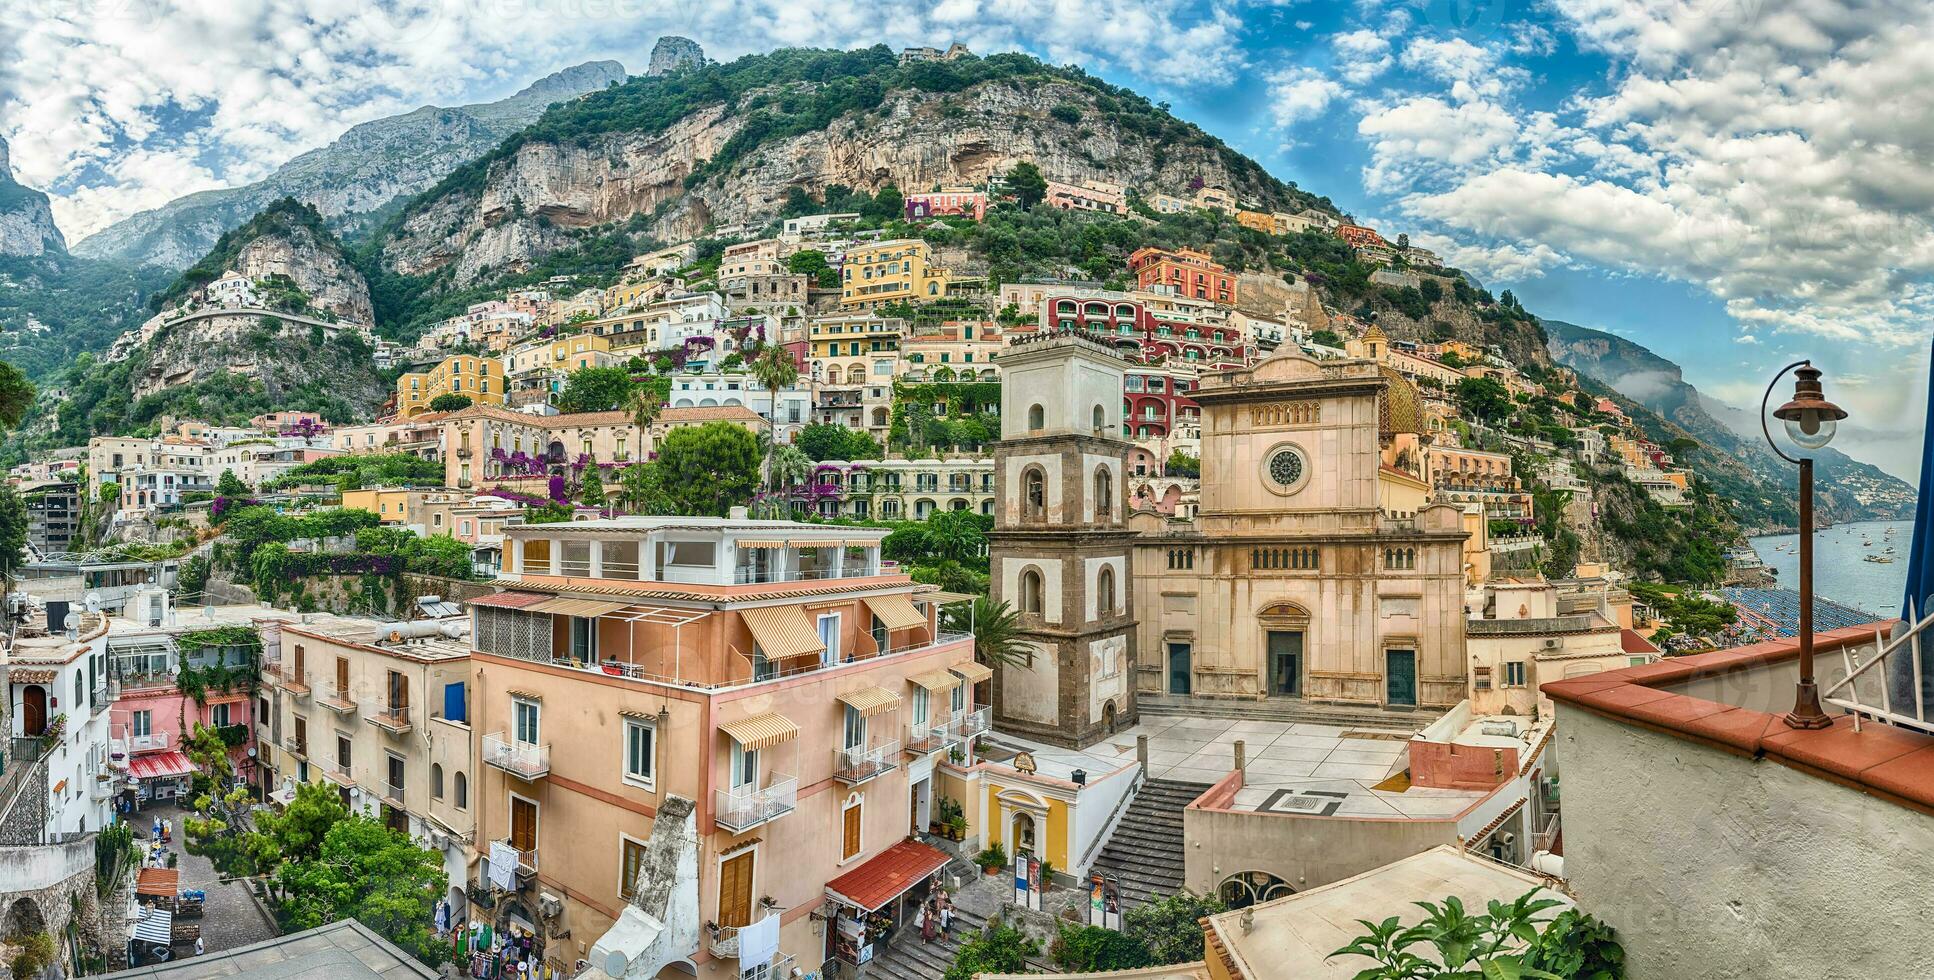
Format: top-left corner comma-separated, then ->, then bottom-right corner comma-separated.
140,803 -> 280,955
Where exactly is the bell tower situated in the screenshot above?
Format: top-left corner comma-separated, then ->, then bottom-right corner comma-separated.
988,330 -> 1139,748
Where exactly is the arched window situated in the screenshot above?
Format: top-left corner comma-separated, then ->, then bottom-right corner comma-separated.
454,771 -> 468,810
1027,404 -> 1045,431
1091,404 -> 1106,433
1021,568 -> 1044,614
431,764 -> 445,799
1097,566 -> 1116,614
1023,468 -> 1046,521
1094,466 -> 1113,521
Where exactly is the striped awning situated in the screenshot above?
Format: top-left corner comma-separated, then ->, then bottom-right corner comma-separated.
792,540 -> 841,549
928,591 -> 977,605
720,711 -> 800,750
842,539 -> 882,548
736,539 -> 788,549
131,908 -> 173,945
950,661 -> 993,684
908,669 -> 962,693
865,593 -> 927,631
530,597 -> 633,617
739,604 -> 825,660
468,591 -> 553,610
836,685 -> 902,718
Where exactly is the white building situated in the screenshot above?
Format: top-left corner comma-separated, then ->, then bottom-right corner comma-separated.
8,609 -> 116,837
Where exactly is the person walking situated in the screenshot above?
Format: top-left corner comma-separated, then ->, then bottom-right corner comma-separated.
920,898 -> 938,943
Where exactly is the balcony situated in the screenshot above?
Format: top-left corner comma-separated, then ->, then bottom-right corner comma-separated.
707,925 -> 741,959
324,760 -> 354,786
906,720 -> 949,755
110,731 -> 171,756
951,706 -> 990,741
285,737 -> 308,759
382,782 -> 406,808
319,686 -> 358,715
367,702 -> 413,735
714,773 -> 798,833
481,733 -> 550,780
492,838 -> 538,881
272,665 -> 311,698
832,738 -> 900,785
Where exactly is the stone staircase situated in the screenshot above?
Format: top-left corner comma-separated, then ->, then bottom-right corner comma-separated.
1087,777 -> 1213,910
1136,693 -> 1438,733
861,899 -> 1058,980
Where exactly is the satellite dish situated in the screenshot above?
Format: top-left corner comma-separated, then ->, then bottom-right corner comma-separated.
62,613 -> 80,631
84,591 -> 102,611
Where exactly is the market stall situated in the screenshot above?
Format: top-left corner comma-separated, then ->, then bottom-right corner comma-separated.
823,839 -> 951,967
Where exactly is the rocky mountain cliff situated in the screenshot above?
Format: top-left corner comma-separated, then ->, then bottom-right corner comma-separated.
71,60 -> 627,270
1544,318 -> 1914,529
647,36 -> 706,76
0,138 -> 67,257
373,45 -> 1320,287
155,198 -> 374,323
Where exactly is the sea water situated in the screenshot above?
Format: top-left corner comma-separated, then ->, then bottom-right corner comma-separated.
1749,519 -> 1912,617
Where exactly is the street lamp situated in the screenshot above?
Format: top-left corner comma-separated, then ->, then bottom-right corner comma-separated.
1761,360 -> 1849,730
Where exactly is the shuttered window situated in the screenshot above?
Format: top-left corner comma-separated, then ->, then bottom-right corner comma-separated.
842,798 -> 862,861
718,851 -> 755,927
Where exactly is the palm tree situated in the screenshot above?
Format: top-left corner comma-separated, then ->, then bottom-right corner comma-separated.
625,385 -> 663,464
951,595 -> 1027,668
768,443 -> 811,493
749,344 -> 801,467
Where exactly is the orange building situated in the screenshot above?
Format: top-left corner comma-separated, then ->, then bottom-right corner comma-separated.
1336,224 -> 1387,249
1127,247 -> 1237,306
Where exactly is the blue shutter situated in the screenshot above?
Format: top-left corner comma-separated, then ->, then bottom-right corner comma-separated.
444,682 -> 467,724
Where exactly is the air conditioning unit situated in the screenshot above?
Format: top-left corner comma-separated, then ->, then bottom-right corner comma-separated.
1541,638 -> 1561,650
538,893 -> 563,921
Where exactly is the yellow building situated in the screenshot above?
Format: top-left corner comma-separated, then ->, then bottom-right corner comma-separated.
1235,209 -> 1276,234
339,487 -> 464,526
839,239 -> 955,309
502,333 -> 614,377
396,355 -> 506,418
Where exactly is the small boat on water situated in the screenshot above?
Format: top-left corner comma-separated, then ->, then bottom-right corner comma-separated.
1865,554 -> 1896,564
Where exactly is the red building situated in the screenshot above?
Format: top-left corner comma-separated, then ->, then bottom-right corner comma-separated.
904,190 -> 987,221
1127,248 -> 1237,305
1336,224 -> 1387,249
1036,295 -> 1248,369
1123,366 -> 1202,441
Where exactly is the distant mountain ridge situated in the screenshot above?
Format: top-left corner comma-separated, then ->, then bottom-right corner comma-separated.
70,60 -> 628,269
1544,318 -> 1915,530
0,137 -> 67,257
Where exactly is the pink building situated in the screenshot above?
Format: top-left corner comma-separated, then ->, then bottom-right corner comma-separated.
904,191 -> 988,221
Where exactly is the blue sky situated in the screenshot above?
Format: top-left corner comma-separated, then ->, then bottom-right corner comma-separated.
2,0 -> 1929,479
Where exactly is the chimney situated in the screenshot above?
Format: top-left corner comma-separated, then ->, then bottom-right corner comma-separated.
728,506 -> 749,520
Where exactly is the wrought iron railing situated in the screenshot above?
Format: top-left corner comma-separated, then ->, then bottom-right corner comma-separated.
714,773 -> 798,833
832,738 -> 900,784
481,733 -> 551,780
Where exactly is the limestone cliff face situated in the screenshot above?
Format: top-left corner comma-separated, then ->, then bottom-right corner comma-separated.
647,36 -> 706,76
70,61 -> 627,269
231,220 -> 375,324
129,311 -> 387,406
383,79 -> 1278,286
0,137 -> 68,257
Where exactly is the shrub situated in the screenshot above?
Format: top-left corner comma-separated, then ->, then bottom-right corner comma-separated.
1052,925 -> 1151,972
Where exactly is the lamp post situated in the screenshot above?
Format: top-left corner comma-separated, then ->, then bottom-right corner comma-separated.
1760,360 -> 1848,730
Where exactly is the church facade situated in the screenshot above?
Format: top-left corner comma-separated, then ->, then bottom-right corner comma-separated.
1128,351 -> 1468,710
990,333 -> 1468,748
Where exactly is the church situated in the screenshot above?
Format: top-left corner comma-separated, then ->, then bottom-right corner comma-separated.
990,329 -> 1468,747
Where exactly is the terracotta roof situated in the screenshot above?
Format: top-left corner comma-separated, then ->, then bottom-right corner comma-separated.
824,839 -> 950,911
136,867 -> 180,897
1619,628 -> 1661,654
1542,622 -> 1934,814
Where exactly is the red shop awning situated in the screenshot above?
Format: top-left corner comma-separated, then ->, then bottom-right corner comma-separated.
126,751 -> 197,781
824,839 -> 950,912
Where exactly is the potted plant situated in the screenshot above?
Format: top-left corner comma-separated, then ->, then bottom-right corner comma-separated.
947,813 -> 968,841
975,843 -> 1006,876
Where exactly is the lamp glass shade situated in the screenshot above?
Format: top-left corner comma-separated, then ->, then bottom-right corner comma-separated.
1784,411 -> 1837,450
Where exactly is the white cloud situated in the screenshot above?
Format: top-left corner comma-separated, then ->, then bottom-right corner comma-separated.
1266,67 -> 1346,129
1331,29 -> 1392,84
1357,96 -> 1520,192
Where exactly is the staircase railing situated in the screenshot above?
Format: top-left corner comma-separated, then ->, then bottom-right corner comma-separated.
1822,602 -> 1934,735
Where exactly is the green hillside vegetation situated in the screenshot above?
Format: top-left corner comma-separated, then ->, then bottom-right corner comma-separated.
0,254 -> 172,380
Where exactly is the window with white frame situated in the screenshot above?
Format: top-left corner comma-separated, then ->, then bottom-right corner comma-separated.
513,698 -> 541,745
911,687 -> 930,728
730,741 -> 759,790
623,717 -> 656,788
842,705 -> 866,751
950,682 -> 966,714
1502,662 -> 1527,687
132,710 -> 152,736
